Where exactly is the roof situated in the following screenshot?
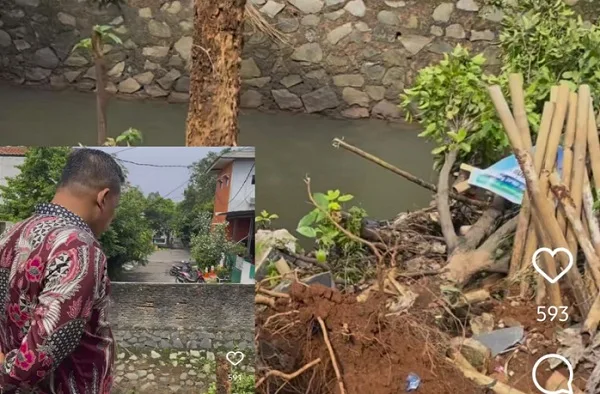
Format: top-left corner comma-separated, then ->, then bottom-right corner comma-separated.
0,147 -> 27,156
206,147 -> 255,173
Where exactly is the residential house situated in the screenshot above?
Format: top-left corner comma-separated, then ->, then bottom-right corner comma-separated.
207,148 -> 255,252
207,148 -> 255,283
0,147 -> 27,233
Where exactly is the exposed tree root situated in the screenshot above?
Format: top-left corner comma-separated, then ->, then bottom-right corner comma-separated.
255,358 -> 321,389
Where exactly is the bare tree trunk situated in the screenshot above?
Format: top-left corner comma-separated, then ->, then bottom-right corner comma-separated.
92,30 -> 107,145
438,149 -> 458,253
186,0 -> 246,147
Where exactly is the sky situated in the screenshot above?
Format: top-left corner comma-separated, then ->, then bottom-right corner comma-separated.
95,147 -> 223,202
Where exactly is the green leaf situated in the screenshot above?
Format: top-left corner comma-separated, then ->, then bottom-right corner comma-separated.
260,210 -> 268,217
106,33 -> 123,45
338,194 -> 353,202
296,226 -> 317,238
328,202 -> 341,211
431,146 -> 447,155
327,189 -> 341,200
313,193 -> 328,210
269,214 -> 279,219
298,209 -> 318,228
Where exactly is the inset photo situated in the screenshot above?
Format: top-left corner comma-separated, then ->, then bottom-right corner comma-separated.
0,146 -> 255,394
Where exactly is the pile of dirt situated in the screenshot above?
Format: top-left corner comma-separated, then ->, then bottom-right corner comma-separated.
256,283 -> 482,394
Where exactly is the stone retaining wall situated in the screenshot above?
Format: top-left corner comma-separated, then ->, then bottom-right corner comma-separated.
110,283 -> 254,352
0,0 -> 505,119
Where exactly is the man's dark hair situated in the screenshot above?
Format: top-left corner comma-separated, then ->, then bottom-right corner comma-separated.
58,149 -> 125,193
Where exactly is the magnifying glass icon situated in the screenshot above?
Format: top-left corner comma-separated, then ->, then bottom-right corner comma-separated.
532,354 -> 574,394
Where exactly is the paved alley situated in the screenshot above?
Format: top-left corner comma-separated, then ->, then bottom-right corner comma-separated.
117,249 -> 192,283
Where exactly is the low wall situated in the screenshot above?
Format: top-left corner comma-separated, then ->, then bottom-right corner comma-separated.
110,283 -> 255,352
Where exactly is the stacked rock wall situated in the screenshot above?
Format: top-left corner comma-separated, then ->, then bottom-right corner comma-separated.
0,0 -> 504,118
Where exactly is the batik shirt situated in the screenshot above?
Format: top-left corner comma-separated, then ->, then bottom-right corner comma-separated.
0,204 -> 114,394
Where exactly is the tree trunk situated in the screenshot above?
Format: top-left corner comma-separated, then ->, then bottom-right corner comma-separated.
186,0 -> 246,147
437,149 -> 458,253
92,30 -> 107,145
216,355 -> 232,394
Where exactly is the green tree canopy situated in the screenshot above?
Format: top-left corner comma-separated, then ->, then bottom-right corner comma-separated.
0,147 -> 154,279
175,150 -> 226,245
144,192 -> 177,238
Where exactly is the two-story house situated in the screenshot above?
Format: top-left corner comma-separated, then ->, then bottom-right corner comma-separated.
207,148 -> 255,261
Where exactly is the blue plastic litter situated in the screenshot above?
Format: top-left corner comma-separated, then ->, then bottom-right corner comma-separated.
406,373 -> 421,391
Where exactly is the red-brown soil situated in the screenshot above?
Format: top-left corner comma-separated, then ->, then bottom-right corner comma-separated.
256,283 -> 483,394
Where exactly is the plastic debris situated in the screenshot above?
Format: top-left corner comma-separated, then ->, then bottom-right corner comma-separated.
473,326 -> 524,357
406,373 -> 421,391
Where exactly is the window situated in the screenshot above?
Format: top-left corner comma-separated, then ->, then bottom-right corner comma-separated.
251,175 -> 255,185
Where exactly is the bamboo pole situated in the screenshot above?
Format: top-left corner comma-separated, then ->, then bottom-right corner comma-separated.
548,171 -> 600,332
511,102 -> 554,279
520,84 -> 570,303
509,73 -> 532,147
488,84 -> 590,316
508,75 -> 535,279
557,92 -> 579,234
331,139 -> 488,208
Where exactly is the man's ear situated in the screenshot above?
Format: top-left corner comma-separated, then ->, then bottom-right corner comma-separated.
97,188 -> 110,209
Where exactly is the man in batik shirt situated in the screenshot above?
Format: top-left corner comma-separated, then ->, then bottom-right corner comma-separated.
0,148 -> 124,393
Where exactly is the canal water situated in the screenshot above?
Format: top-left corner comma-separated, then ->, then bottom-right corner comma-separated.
0,84 -> 435,232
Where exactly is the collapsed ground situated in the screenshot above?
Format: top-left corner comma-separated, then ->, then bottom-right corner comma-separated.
255,79 -> 600,393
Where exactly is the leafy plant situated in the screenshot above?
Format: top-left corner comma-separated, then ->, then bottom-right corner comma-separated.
401,45 -> 510,168
499,0 -> 600,108
190,213 -> 245,271
255,210 -> 279,229
296,189 -> 366,262
104,128 -> 143,147
73,25 -> 122,52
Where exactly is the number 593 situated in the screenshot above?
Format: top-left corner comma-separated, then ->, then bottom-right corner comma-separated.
536,306 -> 569,322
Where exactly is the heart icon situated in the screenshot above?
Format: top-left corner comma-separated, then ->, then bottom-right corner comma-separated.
531,247 -> 574,284
226,351 -> 245,366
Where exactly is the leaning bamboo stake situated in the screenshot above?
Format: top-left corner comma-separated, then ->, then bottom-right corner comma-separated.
549,172 -> 600,285
331,139 -> 488,208
532,177 -> 562,307
488,84 -> 590,316
532,84 -> 570,302
557,92 -> 579,234
509,74 -> 532,147
511,102 -> 554,278
520,84 -> 569,303
548,172 -> 600,333
508,75 -> 535,279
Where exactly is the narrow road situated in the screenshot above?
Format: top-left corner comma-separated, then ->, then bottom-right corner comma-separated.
117,249 -> 191,283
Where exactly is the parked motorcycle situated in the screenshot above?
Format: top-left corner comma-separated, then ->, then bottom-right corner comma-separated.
174,266 -> 205,283
169,261 -> 192,276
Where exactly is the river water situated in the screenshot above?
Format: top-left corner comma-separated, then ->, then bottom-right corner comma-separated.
0,84 -> 435,232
